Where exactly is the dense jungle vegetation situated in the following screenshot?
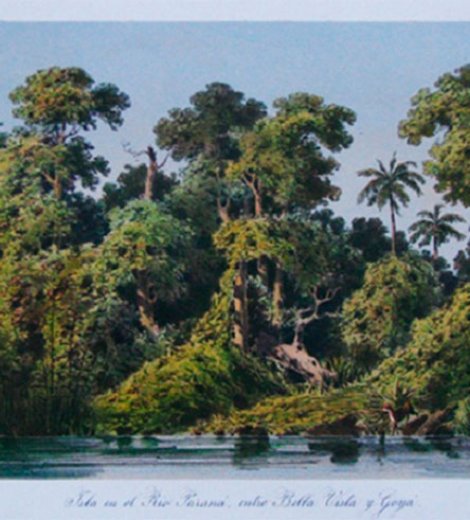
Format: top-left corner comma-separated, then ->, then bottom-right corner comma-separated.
0,64 -> 469,436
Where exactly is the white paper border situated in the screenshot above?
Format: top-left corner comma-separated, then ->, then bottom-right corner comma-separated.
0,0 -> 469,21
1,479 -> 470,520
1,2 -> 469,520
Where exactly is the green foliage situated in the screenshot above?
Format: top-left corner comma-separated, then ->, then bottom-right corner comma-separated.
454,242 -> 470,285
0,68 -> 467,437
94,279 -> 286,434
349,217 -> 408,262
325,356 -> 362,387
357,154 -> 424,213
202,386 -> 369,435
357,153 -> 425,254
162,166 -> 226,321
0,246 -> 98,433
366,283 -> 470,411
205,276 -> 470,437
0,135 -> 110,253
10,67 -> 130,131
282,215 -> 361,294
454,398 -> 470,435
154,83 -> 267,224
273,92 -> 356,150
103,163 -> 177,211
226,95 -> 356,214
98,200 -> 191,299
409,204 -> 466,258
214,218 -> 292,268
399,64 -> 470,206
155,82 -> 266,162
342,254 -> 439,372
7,67 -> 129,198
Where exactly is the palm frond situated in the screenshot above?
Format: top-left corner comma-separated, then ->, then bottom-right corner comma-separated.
416,209 -> 434,220
440,212 -> 466,224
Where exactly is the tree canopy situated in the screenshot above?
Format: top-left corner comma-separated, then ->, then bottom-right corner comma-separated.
342,254 -> 439,373
409,204 -> 466,260
399,64 -> 470,206
0,66 -> 468,437
357,153 -> 425,254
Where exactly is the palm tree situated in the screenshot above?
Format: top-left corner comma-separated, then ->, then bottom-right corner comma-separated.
409,204 -> 466,261
357,153 -> 425,255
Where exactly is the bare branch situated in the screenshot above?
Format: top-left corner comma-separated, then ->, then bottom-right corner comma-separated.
158,152 -> 170,169
122,141 -> 147,159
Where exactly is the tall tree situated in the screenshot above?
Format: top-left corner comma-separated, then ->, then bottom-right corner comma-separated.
227,93 -> 356,218
226,93 -> 356,332
409,204 -> 466,261
154,82 -> 267,222
8,66 -> 129,199
357,153 -> 425,255
1,67 -> 129,253
399,64 -> 470,206
0,68 -> 130,434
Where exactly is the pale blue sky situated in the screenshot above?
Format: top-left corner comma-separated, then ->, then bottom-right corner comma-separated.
0,22 -> 469,259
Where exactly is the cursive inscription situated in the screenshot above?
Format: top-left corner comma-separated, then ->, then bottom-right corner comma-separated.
64,485 -> 417,518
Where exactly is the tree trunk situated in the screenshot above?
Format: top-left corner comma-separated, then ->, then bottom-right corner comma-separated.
390,201 -> 397,255
432,235 -> 439,263
292,309 -> 316,347
253,188 -> 262,217
272,262 -> 284,327
53,176 -> 63,200
217,197 -> 230,223
136,271 -> 160,339
144,146 -> 158,200
257,255 -> 269,287
292,319 -> 304,347
232,260 -> 249,352
244,173 -> 262,217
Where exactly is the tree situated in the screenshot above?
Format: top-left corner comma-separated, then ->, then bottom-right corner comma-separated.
96,200 -> 191,339
357,153 -> 425,255
409,204 -> 466,261
349,217 -> 409,262
399,64 -> 470,206
8,66 -> 130,199
0,246 -> 100,434
103,162 -> 177,212
367,283 -> 470,413
154,82 -> 267,222
454,242 -> 470,285
227,93 -> 356,218
342,254 -> 439,373
0,67 -> 129,254
225,93 -> 355,338
0,67 -> 130,434
270,218 -> 360,387
214,218 -> 288,351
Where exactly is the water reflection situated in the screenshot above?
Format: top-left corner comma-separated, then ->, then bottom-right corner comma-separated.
0,435 -> 469,479
233,434 -> 271,466
402,437 -> 433,453
308,438 -> 360,465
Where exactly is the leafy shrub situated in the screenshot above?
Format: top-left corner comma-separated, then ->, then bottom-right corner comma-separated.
94,276 -> 286,434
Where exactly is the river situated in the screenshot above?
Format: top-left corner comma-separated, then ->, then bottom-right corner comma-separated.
0,435 -> 469,479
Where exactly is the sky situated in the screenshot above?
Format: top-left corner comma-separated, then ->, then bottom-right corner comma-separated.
0,21 -> 469,260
